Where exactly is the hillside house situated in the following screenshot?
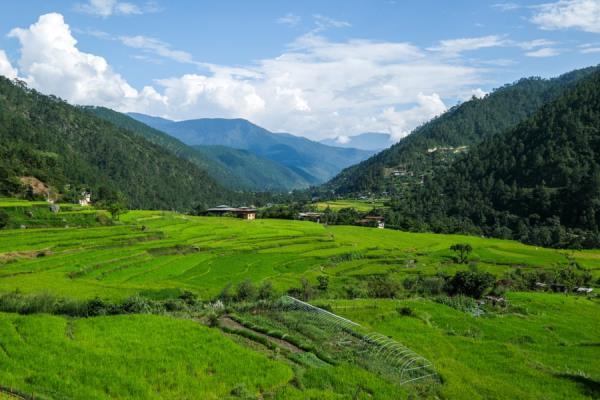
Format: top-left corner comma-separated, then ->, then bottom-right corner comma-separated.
357,216 -> 385,229
297,212 -> 323,223
205,205 -> 257,220
79,191 -> 92,206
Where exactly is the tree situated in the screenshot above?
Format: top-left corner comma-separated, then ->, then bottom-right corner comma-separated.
0,210 -> 9,229
450,243 -> 473,264
317,275 -> 329,291
446,270 -> 496,298
258,281 -> 276,300
236,279 -> 257,301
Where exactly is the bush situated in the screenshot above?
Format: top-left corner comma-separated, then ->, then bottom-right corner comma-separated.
397,306 -> 414,316
178,290 -> 199,306
446,270 -> 496,299
0,210 -> 9,228
317,275 -> 329,291
367,275 -> 399,298
236,279 -> 257,301
258,281 -> 276,300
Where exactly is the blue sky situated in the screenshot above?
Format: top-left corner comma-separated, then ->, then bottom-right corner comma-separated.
0,0 -> 599,141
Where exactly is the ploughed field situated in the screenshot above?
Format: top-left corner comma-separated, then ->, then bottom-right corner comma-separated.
0,200 -> 599,399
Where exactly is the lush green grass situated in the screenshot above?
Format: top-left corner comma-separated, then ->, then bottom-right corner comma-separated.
313,199 -> 387,212
0,200 -> 599,399
3,207 -> 597,301
0,312 -> 293,399
325,294 -> 600,399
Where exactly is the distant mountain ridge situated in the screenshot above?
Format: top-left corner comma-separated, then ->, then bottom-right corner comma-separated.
85,107 -> 313,191
128,114 -> 375,184
320,132 -> 393,151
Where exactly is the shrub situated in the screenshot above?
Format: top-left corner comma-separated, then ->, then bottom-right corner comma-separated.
367,275 -> 399,298
446,270 -> 496,299
316,275 -> 329,291
236,279 -> 257,301
258,281 -> 276,300
397,306 -> 414,316
179,290 -> 199,306
0,210 -> 9,228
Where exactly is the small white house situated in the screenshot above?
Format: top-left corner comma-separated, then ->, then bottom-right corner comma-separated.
79,192 -> 92,206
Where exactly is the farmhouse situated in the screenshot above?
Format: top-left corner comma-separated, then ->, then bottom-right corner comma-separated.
79,191 -> 92,206
357,216 -> 385,229
205,205 -> 257,220
297,212 -> 323,223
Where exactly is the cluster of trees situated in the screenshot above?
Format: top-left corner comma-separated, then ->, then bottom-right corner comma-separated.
383,70 -> 600,248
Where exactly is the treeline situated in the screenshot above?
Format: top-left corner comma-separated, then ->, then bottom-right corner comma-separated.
382,69 -> 600,248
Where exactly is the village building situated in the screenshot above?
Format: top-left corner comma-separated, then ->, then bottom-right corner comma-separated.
79,191 -> 92,206
357,216 -> 385,229
205,205 -> 257,220
297,212 -> 323,223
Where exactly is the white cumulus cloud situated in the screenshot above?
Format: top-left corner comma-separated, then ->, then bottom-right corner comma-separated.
531,0 -> 600,33
381,93 -> 447,141
0,50 -> 18,79
8,13 -> 145,109
7,13 -> 490,141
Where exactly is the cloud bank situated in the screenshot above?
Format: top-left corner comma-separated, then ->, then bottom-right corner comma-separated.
531,0 -> 600,33
2,13 -> 495,141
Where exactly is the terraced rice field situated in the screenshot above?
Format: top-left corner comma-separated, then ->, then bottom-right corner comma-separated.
2,209 -> 598,301
313,199 -> 388,212
0,202 -> 599,399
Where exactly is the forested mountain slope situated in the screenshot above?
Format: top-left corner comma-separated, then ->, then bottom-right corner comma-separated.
129,113 -> 374,184
0,77 -> 235,210
324,66 -> 599,195
85,107 -> 313,191
386,69 -> 600,248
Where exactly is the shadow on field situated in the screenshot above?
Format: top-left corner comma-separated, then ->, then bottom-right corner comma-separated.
556,373 -> 600,397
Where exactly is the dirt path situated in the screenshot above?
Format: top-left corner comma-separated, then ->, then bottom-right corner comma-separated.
219,316 -> 303,353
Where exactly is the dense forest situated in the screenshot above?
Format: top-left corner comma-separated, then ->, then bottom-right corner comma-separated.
0,77 -> 241,211
383,70 -> 600,248
324,66 -> 599,196
85,107 -> 312,191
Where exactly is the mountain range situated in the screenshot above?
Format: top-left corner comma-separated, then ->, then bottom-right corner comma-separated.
128,113 -> 374,186
85,107 -> 312,191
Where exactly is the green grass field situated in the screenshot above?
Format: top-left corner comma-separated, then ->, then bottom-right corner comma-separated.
0,200 -> 598,399
313,199 -> 387,212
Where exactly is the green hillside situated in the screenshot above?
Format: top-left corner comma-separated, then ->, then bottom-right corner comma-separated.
85,107 -> 313,191
384,69 -> 600,248
0,201 -> 598,399
324,66 -> 599,195
0,78 -> 236,211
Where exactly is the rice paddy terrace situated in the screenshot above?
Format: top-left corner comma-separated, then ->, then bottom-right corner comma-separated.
0,200 -> 599,399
